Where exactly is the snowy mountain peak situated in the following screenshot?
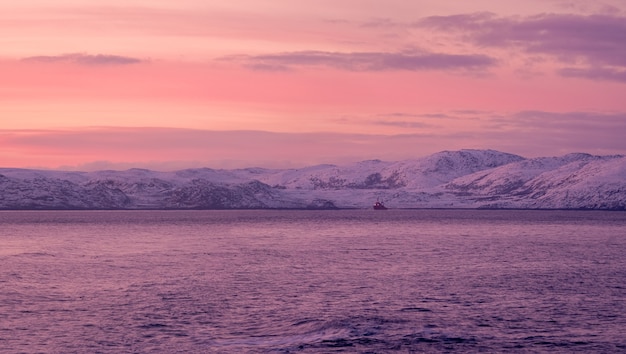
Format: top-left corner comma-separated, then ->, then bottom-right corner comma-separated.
420,149 -> 524,173
1,149 -> 624,210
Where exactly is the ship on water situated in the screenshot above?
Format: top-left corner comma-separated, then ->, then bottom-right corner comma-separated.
373,199 -> 387,210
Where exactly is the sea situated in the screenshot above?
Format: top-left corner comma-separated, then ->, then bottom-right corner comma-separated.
1,209 -> 625,353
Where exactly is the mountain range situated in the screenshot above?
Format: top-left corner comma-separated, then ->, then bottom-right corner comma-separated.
1,149 -> 625,210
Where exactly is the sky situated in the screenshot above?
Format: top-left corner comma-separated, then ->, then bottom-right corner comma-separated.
2,0 -> 626,170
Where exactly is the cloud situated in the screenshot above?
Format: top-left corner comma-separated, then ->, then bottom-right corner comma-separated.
481,110 -> 626,152
224,50 -> 496,72
371,120 -> 432,129
0,128 -> 415,169
360,17 -> 400,28
508,110 -> 626,129
558,66 -> 626,82
416,12 -> 496,32
483,109 -> 623,130
3,110 -> 625,170
21,53 -> 145,66
336,112 -> 476,132
417,13 -> 626,80
367,112 -> 465,129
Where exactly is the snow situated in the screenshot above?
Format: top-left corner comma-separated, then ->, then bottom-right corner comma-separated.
1,150 -> 625,210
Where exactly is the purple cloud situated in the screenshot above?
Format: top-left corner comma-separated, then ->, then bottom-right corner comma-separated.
370,112 -> 456,128
22,53 -> 145,66
418,13 -> 626,80
225,50 -> 496,72
558,66 -> 626,82
360,17 -> 399,28
371,120 -> 432,129
3,111 -> 625,170
488,110 -> 626,142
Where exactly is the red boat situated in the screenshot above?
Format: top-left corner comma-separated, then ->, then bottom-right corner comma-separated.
373,200 -> 388,210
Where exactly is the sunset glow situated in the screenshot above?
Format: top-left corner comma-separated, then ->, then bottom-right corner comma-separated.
2,0 -> 626,170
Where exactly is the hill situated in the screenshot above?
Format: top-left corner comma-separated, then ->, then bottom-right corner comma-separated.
1,149 -> 624,210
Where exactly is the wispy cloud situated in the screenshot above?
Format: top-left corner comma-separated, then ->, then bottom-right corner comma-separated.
360,17 -> 400,28
481,110 -> 626,149
507,110 -> 626,129
368,112 -> 461,129
21,53 -> 145,66
224,50 -> 496,72
558,67 -> 626,82
336,112 -> 471,131
0,127 -> 439,169
417,13 -> 626,81
2,110 -> 625,170
371,120 -> 432,129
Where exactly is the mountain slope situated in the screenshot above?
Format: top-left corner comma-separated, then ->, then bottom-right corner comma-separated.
442,153 -> 626,209
1,150 -> 624,210
244,149 -> 524,190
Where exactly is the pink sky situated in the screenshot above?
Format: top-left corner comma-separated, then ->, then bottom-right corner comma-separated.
2,0 -> 626,170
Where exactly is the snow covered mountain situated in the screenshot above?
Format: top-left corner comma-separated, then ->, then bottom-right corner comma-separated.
1,149 -> 624,210
442,153 -> 626,210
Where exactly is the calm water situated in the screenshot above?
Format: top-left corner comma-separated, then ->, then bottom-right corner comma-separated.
1,210 -> 625,353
